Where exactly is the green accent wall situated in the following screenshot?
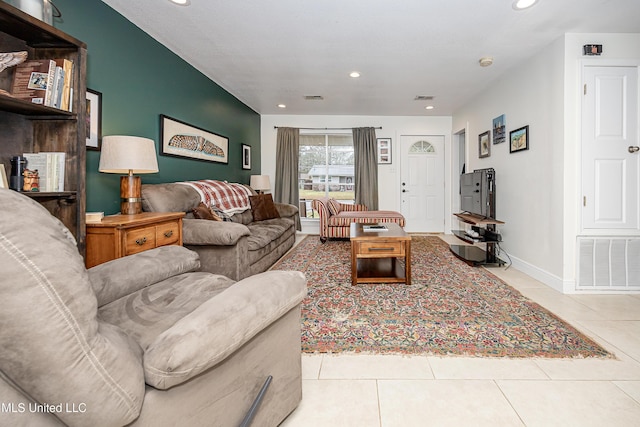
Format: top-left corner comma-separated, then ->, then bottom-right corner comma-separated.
53,0 -> 261,214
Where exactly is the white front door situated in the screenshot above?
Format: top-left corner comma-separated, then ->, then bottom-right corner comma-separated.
582,65 -> 639,231
400,135 -> 445,232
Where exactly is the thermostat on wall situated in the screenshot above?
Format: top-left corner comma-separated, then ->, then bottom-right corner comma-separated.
583,44 -> 603,56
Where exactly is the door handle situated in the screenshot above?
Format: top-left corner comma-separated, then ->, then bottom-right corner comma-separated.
629,146 -> 640,153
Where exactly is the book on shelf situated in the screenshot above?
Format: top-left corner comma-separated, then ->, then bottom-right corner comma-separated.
54,58 -> 74,111
23,152 -> 66,192
10,58 -> 74,110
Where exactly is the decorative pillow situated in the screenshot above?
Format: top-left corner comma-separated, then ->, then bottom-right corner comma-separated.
327,198 -> 342,216
192,202 -> 221,221
211,205 -> 234,222
249,194 -> 281,222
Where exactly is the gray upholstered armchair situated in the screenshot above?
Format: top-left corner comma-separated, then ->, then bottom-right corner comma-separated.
0,189 -> 307,426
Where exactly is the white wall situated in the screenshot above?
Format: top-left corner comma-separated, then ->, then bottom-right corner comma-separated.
260,115 -> 453,233
452,36 -> 567,288
452,33 -> 640,292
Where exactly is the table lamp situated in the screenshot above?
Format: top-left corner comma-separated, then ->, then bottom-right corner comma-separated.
250,175 -> 271,194
99,135 -> 159,214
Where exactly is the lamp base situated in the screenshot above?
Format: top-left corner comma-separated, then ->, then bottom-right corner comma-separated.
120,175 -> 142,215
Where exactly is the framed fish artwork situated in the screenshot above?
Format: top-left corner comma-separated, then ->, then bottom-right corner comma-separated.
160,114 -> 229,164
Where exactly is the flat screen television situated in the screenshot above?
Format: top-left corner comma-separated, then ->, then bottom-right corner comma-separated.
460,168 -> 495,218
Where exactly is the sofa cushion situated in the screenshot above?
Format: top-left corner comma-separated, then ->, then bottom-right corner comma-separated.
0,190 -> 145,426
211,205 -> 234,222
98,272 -> 235,350
250,194 -> 281,221
327,198 -> 342,215
142,183 -> 201,213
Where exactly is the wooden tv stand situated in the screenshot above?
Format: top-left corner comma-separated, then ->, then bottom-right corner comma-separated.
450,213 -> 505,266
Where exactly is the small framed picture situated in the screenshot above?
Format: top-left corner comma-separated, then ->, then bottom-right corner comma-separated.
242,144 -> 251,169
0,164 -> 8,189
510,125 -> 529,153
86,89 -> 102,151
479,131 -> 490,158
377,138 -> 392,164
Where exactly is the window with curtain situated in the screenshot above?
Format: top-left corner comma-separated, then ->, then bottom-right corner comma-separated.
298,133 -> 354,218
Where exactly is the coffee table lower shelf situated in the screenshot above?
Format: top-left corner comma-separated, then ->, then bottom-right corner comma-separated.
353,258 -> 408,285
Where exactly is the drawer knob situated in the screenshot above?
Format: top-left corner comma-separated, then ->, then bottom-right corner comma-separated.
164,230 -> 173,238
135,237 -> 147,246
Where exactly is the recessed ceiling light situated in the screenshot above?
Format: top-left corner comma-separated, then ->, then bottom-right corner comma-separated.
169,0 -> 190,6
512,0 -> 538,10
349,71 -> 361,78
277,104 -> 286,108
425,105 -> 435,110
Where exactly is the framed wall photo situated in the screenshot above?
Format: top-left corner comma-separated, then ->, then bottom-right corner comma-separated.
242,144 -> 251,169
493,114 -> 506,144
510,125 -> 529,153
85,89 -> 102,150
160,115 -> 229,164
377,138 -> 392,164
479,131 -> 491,158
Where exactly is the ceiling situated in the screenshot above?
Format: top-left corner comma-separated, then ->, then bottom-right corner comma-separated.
101,0 -> 640,116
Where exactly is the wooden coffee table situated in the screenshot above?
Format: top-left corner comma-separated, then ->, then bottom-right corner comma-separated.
350,222 -> 411,286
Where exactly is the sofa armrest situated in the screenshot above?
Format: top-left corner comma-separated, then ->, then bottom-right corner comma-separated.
274,202 -> 298,218
143,270 -> 307,389
88,246 -> 200,307
182,218 -> 251,245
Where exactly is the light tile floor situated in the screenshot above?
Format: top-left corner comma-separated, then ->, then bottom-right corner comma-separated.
280,234 -> 640,426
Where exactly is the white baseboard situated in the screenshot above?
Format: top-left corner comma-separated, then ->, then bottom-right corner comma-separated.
507,254 -> 570,293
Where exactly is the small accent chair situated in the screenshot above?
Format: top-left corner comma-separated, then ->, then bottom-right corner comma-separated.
311,197 -> 405,242
0,189 -> 307,427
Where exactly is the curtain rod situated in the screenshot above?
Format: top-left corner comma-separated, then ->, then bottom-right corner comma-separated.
273,126 -> 382,130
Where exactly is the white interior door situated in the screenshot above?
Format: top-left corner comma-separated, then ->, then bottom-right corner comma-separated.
582,65 -> 639,231
400,135 -> 445,232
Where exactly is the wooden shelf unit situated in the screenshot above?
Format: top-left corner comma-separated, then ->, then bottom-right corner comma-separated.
0,2 -> 87,255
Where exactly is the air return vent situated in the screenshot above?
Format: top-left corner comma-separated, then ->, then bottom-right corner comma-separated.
304,95 -> 324,100
577,237 -> 640,289
414,95 -> 434,101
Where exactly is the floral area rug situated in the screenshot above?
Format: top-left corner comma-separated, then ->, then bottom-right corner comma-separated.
272,235 -> 611,358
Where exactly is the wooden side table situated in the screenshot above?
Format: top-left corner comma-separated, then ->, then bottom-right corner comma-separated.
85,212 -> 184,268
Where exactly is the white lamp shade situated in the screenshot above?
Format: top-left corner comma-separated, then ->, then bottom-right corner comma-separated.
250,175 -> 271,191
99,135 -> 159,174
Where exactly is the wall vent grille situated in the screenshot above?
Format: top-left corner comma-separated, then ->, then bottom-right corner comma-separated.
577,237 -> 640,289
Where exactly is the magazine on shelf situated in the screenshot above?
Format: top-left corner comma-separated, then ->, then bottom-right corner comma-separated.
363,224 -> 388,232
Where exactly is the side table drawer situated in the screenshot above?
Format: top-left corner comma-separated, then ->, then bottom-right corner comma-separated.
124,226 -> 157,255
156,221 -> 180,246
357,241 -> 404,256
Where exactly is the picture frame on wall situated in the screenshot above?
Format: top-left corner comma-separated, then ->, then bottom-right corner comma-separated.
85,89 -> 102,151
479,131 -> 491,158
510,125 -> 529,153
160,114 -> 229,164
242,144 -> 251,169
493,114 -> 506,144
377,138 -> 392,164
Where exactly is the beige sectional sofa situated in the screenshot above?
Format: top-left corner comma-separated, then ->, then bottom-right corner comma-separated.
141,182 -> 299,281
